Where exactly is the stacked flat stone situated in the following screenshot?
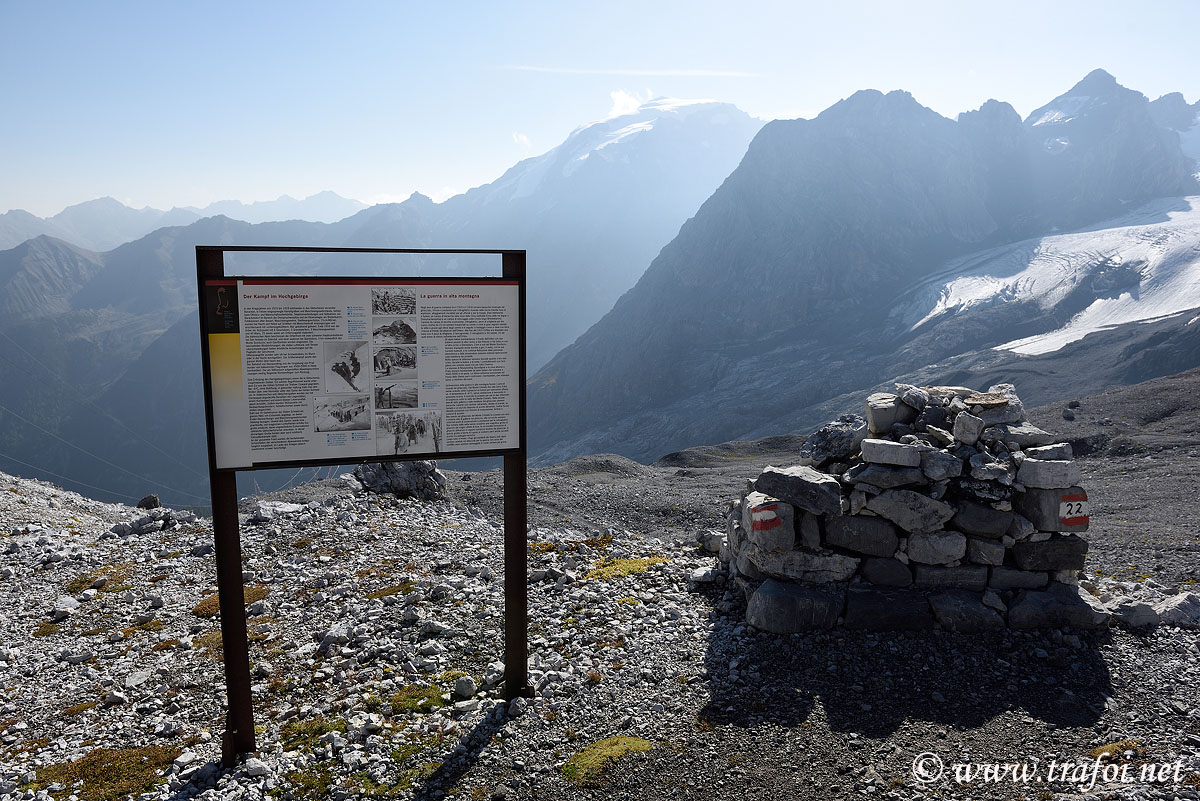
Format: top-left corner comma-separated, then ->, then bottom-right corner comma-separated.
718,383 -> 1110,633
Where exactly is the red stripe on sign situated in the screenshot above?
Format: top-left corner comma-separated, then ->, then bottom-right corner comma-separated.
1060,493 -> 1087,502
756,504 -> 778,513
1060,516 -> 1089,526
752,518 -> 782,531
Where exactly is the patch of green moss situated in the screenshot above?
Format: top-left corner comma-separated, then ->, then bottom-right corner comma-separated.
270,764 -> 333,800
562,736 -> 654,787
346,770 -> 400,797
96,564 -> 134,593
388,685 -> 442,713
395,762 -> 441,790
193,630 -> 223,661
585,557 -> 667,581
33,622 -> 59,638
65,572 -> 99,595
365,582 -> 415,600
392,741 -> 423,764
63,701 -> 99,717
192,585 -> 270,618
280,716 -> 346,751
28,745 -> 180,801
121,620 -> 164,637
1090,739 -> 1145,762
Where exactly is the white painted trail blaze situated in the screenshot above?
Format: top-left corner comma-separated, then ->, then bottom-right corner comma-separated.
751,503 -> 782,531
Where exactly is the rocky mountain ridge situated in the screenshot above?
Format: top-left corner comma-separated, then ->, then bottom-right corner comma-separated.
527,70 -> 1200,466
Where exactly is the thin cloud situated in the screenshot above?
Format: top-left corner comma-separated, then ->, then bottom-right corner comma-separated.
608,89 -> 653,118
504,65 -> 759,78
512,131 -> 533,151
429,186 -> 461,203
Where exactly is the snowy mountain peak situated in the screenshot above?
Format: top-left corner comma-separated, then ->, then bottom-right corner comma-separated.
609,96 -> 722,120
1026,69 -> 1143,129
483,98 -> 758,201
573,97 -> 741,148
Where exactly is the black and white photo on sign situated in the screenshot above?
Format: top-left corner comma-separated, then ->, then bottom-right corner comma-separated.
372,316 -> 417,345
374,380 -> 417,409
375,409 -> 442,456
373,346 -> 417,380
323,340 -> 370,393
314,395 -> 370,432
371,287 -> 416,316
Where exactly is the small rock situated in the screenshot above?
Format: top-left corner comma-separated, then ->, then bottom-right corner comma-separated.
125,671 -> 152,690
51,595 -> 80,621
136,494 -> 161,510
859,439 -> 924,468
1153,593 -> 1200,628
688,566 -> 725,585
952,412 -> 986,446
906,530 -> 967,565
454,676 -> 478,700
1108,597 -> 1160,628
1016,459 -> 1082,490
244,757 -> 270,777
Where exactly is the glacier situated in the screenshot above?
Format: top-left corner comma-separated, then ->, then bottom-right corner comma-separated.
895,195 -> 1200,355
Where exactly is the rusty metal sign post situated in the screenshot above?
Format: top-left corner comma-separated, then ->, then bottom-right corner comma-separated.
196,246 -> 530,764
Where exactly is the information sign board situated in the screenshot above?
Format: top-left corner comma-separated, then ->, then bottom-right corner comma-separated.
196,248 -> 530,763
202,276 -> 521,469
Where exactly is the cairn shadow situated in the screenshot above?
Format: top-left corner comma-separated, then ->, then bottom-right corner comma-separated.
695,583 -> 1112,739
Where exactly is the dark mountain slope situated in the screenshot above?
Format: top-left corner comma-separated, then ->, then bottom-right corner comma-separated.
0,236 -> 105,320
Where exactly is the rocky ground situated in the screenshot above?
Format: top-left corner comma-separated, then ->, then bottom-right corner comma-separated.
1,375 -> 1198,801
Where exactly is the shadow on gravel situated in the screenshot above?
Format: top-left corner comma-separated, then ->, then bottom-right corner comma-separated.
694,585 -> 1113,738
413,707 -> 512,801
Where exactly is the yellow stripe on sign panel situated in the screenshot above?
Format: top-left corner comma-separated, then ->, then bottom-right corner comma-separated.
208,333 -> 244,398
209,332 -> 253,469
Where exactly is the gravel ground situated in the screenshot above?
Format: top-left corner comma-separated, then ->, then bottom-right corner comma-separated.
0,376 -> 1198,801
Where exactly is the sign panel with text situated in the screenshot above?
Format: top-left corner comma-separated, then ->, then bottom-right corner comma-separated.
201,276 -> 521,470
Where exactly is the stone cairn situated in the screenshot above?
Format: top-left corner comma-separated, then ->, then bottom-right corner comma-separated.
720,383 -> 1110,632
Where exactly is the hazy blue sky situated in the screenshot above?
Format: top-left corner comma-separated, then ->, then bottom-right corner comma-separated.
3,0 -> 1198,217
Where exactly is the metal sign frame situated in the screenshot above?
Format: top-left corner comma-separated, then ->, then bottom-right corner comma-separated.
196,246 -> 530,763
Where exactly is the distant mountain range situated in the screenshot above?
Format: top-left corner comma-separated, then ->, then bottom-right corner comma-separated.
4,72 -> 1199,507
0,191 -> 368,251
0,99 -> 762,506
527,69 -> 1200,464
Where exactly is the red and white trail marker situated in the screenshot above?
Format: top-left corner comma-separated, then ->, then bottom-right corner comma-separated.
1058,491 -> 1089,527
